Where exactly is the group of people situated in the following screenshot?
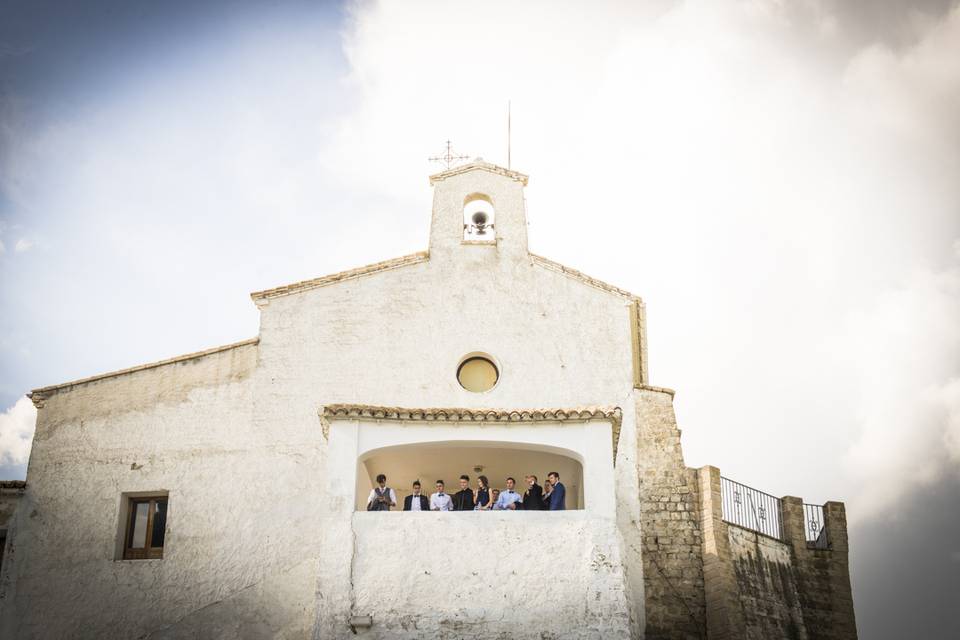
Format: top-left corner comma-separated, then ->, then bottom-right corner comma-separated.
366,473 -> 566,511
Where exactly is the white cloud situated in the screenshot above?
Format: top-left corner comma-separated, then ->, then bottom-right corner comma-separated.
13,237 -> 32,253
0,396 -> 37,467
840,253 -> 960,521
327,0 -> 960,512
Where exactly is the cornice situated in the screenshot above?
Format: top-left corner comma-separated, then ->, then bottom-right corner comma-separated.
429,161 -> 529,186
529,254 -> 639,301
635,384 -> 676,398
250,251 -> 429,303
320,404 -> 623,463
28,338 -> 260,407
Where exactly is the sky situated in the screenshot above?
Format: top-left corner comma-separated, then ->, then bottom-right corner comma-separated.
1,0 -> 958,637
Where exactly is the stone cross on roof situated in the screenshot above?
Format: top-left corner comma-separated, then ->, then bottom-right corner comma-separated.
428,140 -> 469,170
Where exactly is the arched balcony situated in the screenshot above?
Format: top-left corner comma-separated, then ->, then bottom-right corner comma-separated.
356,441 -> 584,511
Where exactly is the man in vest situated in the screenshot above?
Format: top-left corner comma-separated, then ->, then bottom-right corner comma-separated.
366,474 -> 397,511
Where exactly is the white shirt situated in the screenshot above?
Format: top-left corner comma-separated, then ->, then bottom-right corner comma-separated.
430,492 -> 453,511
410,494 -> 423,511
367,487 -> 397,509
492,489 -> 522,510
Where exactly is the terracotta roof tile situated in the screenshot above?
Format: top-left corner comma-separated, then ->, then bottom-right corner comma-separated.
320,404 -> 623,463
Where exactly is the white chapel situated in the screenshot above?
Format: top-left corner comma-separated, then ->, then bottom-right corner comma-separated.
0,160 -> 857,640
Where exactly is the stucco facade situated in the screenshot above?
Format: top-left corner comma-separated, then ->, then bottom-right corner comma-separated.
0,161 -> 856,639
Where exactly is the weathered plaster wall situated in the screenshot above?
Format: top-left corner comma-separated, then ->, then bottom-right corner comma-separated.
349,512 -> 631,639
0,342 -> 327,640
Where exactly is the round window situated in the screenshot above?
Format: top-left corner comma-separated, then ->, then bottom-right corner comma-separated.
457,356 -> 499,392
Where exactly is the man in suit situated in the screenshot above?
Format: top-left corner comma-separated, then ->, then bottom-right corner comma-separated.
452,474 -> 475,511
522,474 -> 543,510
547,471 -> 566,510
403,480 -> 430,511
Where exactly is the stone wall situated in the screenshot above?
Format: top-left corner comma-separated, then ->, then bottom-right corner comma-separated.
698,466 -> 857,640
0,482 -> 23,530
0,482 -> 25,578
781,499 -> 858,640
727,525 -> 806,639
634,388 -> 706,639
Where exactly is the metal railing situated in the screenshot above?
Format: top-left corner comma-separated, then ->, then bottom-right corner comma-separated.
804,503 -> 829,549
720,476 -> 784,540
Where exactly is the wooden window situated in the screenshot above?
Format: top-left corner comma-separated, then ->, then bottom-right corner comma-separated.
123,495 -> 167,560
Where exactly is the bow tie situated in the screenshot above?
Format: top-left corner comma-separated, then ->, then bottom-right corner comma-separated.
439,493 -> 445,496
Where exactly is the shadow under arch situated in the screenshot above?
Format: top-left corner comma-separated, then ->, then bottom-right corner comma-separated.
355,439 -> 585,511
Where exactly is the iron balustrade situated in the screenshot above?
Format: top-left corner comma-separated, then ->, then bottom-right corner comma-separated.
720,476 -> 784,540
804,503 -> 829,549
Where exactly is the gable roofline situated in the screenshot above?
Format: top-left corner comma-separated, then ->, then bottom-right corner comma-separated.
28,337 -> 259,406
529,253 -> 640,301
248,249 -> 637,304
250,251 -> 429,302
429,160 -> 529,186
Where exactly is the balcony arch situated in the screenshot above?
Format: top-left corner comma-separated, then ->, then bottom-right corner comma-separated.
320,404 -> 622,518
355,440 -> 585,511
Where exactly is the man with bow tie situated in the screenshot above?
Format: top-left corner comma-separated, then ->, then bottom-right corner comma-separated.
492,477 -> 522,510
430,480 -> 454,511
403,480 -> 430,511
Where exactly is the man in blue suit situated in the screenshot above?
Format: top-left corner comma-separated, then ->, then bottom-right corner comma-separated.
547,471 -> 566,510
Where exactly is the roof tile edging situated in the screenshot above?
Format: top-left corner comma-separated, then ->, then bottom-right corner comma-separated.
319,404 -> 623,463
635,384 -> 676,397
28,337 -> 260,407
429,161 -> 529,186
529,254 -> 639,301
250,251 -> 429,302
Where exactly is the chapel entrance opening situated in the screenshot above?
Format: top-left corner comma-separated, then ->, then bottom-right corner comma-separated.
355,441 -> 584,511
